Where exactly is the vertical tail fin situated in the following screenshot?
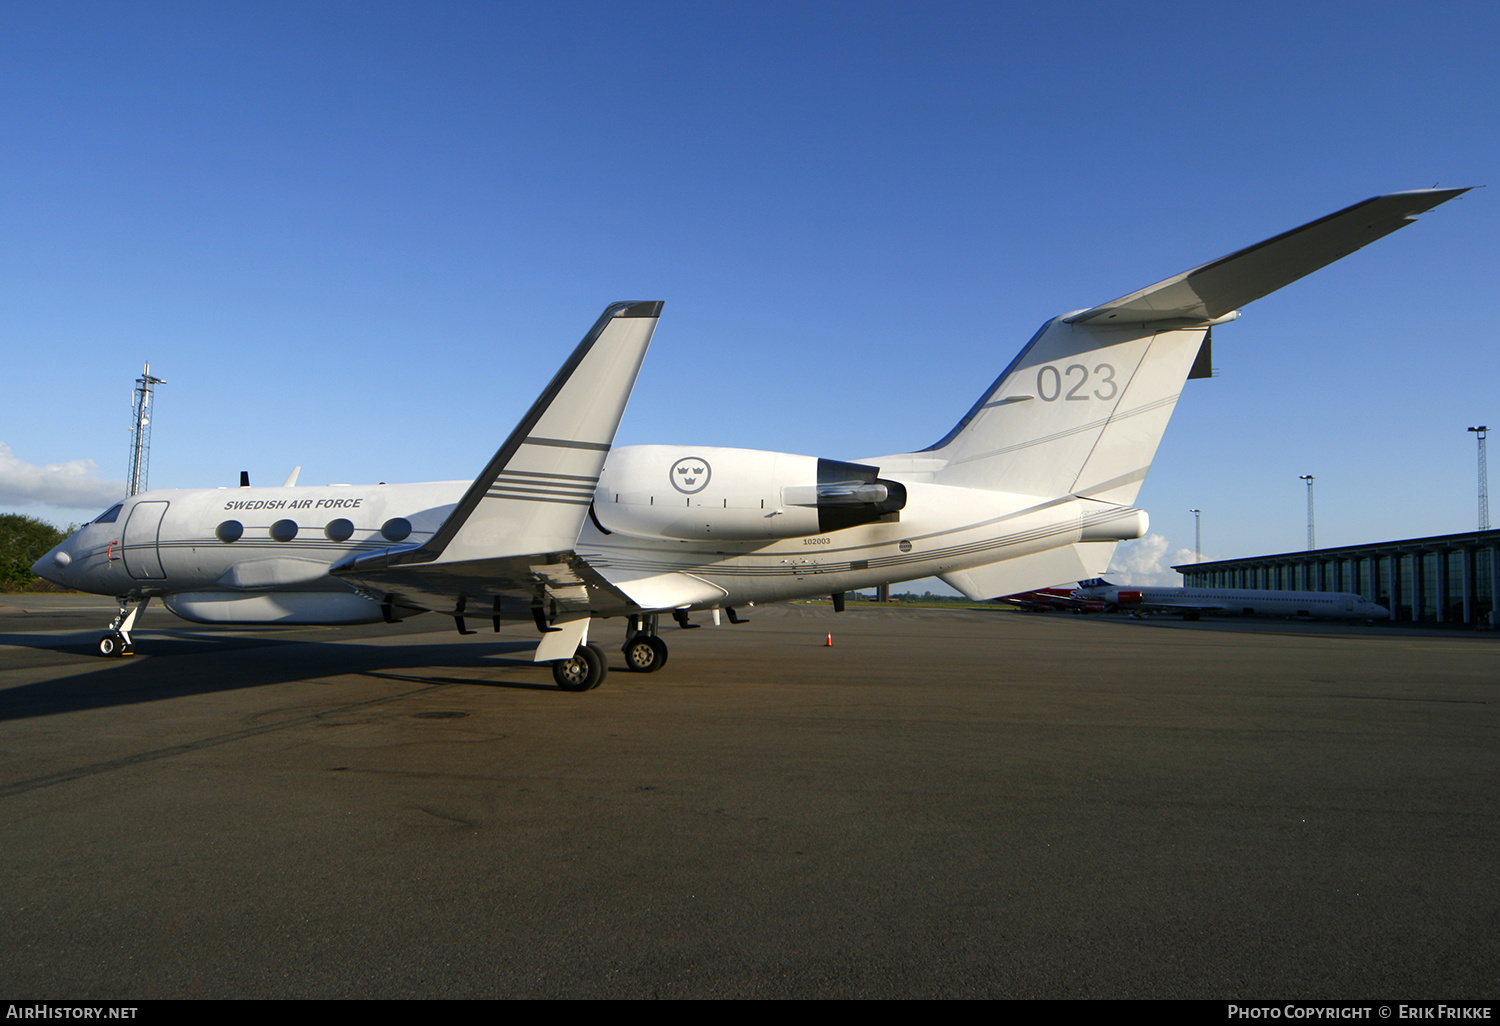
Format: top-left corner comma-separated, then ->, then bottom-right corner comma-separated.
924,317 -> 1208,505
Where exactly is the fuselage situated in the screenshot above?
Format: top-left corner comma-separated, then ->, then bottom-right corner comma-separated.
34,444 -> 1150,623
997,589 -> 1107,613
1076,584 -> 1391,621
34,481 -> 465,623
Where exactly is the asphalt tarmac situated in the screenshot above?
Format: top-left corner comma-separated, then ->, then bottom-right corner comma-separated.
0,596 -> 1496,999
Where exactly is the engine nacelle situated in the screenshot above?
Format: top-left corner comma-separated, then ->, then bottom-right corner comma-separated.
593,445 -> 907,542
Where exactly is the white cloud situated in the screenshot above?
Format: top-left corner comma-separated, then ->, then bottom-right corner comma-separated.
1107,534 -> 1197,587
0,442 -> 126,510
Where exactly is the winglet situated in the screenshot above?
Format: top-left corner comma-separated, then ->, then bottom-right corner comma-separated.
346,301 -> 662,572
1066,188 -> 1470,326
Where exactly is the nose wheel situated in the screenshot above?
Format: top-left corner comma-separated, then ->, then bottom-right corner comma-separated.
97,631 -> 132,657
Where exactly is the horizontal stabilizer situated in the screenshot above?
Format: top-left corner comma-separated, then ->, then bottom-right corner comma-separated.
939,542 -> 1117,601
1067,188 -> 1469,326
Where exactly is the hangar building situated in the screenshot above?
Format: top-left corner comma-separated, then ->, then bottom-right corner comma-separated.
1174,529 -> 1500,625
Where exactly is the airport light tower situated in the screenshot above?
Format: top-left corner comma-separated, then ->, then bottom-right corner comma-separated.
1469,426 -> 1489,531
127,363 -> 165,496
1190,509 -> 1201,562
1300,475 -> 1315,551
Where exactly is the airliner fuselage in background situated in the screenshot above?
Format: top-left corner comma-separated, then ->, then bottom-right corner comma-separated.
996,588 -> 1107,614
1071,580 -> 1390,621
33,189 -> 1466,690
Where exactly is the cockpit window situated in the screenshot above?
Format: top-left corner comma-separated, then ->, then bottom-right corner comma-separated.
92,504 -> 123,525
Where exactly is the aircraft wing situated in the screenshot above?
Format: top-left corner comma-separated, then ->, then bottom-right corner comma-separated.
1066,188 -> 1469,326
1138,601 -> 1229,614
331,301 -> 661,624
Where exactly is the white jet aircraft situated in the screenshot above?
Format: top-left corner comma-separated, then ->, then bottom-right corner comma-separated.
33,188 -> 1465,690
1071,579 -> 1391,621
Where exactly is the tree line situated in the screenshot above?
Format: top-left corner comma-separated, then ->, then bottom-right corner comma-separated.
1,514 -> 70,591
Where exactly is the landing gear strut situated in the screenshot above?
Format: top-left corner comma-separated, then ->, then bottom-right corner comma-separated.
98,597 -> 150,657
621,613 -> 669,673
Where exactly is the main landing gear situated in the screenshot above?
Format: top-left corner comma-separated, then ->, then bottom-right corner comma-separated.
97,597 -> 150,657
548,607 -> 744,691
622,633 -> 669,673
621,613 -> 669,674
552,642 -> 608,691
550,613 -> 672,691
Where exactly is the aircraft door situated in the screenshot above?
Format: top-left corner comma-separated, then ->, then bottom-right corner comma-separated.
122,501 -> 169,579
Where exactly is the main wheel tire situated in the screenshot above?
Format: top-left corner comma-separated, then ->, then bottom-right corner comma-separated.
584,643 -> 609,690
622,635 -> 669,673
97,632 -> 123,658
552,643 -> 607,692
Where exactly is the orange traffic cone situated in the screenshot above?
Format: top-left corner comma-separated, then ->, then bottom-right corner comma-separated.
825,632 -> 833,647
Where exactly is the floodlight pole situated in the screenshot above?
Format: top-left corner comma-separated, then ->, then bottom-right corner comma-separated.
1469,426 -> 1489,531
127,362 -> 166,496
1299,475 -> 1315,551
1190,509 -> 1201,562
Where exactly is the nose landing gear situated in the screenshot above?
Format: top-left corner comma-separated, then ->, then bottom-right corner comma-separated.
97,596 -> 150,657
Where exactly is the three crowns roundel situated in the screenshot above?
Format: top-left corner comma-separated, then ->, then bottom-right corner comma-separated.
669,456 -> 711,494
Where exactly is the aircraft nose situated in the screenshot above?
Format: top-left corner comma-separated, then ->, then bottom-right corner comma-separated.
31,546 -> 69,585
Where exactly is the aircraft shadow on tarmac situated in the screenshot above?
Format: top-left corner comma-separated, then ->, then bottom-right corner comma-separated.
0,629 -> 566,722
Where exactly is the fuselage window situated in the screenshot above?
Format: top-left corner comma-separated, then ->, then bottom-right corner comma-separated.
93,504 -> 123,525
381,517 -> 411,542
216,520 -> 244,543
270,519 -> 299,542
325,518 -> 354,542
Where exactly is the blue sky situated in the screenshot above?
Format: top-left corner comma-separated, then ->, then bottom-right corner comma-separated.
2,1 -> 1495,587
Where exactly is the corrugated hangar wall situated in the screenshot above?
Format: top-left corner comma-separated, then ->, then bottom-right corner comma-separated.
1174,530 -> 1500,625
